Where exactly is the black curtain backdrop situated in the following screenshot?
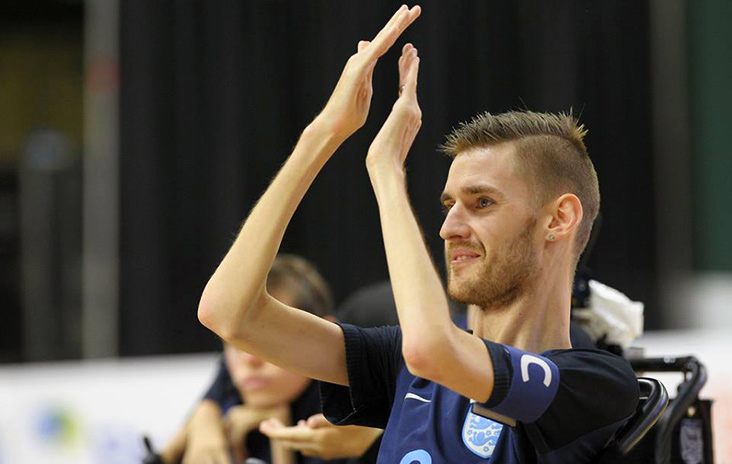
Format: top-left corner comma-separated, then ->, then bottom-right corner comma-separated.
119,0 -> 656,356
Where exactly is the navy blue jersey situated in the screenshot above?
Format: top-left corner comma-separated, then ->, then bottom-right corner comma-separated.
319,324 -> 638,463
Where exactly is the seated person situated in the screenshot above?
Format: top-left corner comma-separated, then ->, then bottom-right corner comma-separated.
160,255 -> 381,464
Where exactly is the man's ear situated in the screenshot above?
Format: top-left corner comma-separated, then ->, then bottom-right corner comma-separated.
545,193 -> 583,243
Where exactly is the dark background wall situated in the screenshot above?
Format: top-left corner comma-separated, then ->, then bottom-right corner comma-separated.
0,1 -> 84,362
689,0 -> 732,271
118,0 -> 657,356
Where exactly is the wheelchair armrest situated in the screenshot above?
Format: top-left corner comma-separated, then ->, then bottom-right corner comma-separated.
619,378 -> 669,455
598,377 -> 669,462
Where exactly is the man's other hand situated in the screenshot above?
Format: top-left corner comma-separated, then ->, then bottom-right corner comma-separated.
366,42 -> 422,172
316,5 -> 421,141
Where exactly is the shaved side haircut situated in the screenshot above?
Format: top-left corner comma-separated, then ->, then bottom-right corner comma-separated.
440,110 -> 600,261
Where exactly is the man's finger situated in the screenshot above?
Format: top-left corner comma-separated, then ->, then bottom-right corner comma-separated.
398,43 -> 412,81
396,43 -> 419,100
360,4 -> 407,59
377,4 -> 409,39
358,40 -> 371,53
406,48 -> 420,98
366,5 -> 421,61
370,6 -> 422,59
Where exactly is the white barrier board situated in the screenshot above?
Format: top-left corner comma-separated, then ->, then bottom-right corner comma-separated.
0,330 -> 730,463
0,353 -> 218,463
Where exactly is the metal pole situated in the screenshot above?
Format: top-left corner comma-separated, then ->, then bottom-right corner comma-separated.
82,0 -> 120,358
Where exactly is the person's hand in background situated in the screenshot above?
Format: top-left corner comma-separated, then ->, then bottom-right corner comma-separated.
260,413 -> 383,460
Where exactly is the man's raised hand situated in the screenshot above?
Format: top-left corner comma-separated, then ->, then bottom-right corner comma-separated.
317,5 -> 421,141
366,42 -> 422,171
197,6 -> 422,396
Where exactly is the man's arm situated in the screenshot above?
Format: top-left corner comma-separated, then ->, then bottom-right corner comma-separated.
198,5 -> 422,386
365,43 -> 495,402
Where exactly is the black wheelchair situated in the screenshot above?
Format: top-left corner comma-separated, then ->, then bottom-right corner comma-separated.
599,355 -> 714,464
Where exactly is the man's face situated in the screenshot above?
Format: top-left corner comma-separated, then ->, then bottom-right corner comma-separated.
439,143 -> 542,309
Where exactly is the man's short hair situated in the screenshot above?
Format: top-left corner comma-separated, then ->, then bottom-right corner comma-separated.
440,110 -> 600,261
268,254 -> 334,317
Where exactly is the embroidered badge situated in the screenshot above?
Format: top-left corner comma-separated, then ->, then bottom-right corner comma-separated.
462,407 -> 503,458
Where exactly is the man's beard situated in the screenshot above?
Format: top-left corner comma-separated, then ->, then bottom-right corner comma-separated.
446,220 -> 539,309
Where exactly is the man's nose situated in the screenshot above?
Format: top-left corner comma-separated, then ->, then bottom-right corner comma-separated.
439,204 -> 470,241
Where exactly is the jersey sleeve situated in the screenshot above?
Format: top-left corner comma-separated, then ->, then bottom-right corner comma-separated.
475,342 -> 639,453
318,323 -> 403,429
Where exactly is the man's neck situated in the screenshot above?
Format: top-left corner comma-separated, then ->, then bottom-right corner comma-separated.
468,270 -> 573,353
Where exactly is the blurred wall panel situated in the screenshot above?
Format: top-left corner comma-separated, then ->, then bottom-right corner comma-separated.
661,0 -> 732,330
689,0 -> 732,273
19,130 -> 82,361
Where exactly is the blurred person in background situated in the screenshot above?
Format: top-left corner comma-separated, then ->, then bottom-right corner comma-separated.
159,255 -> 381,464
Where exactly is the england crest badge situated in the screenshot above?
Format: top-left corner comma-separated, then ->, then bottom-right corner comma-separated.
462,406 -> 503,458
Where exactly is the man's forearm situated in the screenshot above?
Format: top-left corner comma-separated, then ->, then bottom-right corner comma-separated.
367,162 -> 456,376
199,120 -> 342,338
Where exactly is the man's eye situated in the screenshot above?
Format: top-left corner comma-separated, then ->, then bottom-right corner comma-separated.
477,197 -> 493,208
441,203 -> 453,215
